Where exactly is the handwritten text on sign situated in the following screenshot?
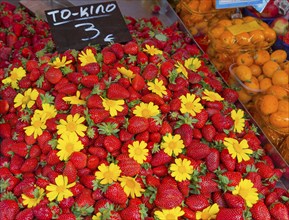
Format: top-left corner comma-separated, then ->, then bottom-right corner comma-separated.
45,2 -> 132,52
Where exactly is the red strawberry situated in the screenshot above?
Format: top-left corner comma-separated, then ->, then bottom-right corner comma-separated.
269,202 -> 289,220
199,173 -> 219,195
222,88 -> 239,103
142,63 -> 158,80
69,151 -> 87,169
216,208 -> 244,220
89,109 -> 110,124
201,124 -> 216,142
150,149 -> 172,167
127,116 -> 149,134
211,112 -> 233,132
20,157 -> 38,173
75,188 -> 95,208
15,208 -> 34,220
137,51 -> 148,64
63,161 -> 77,183
132,74 -> 145,91
10,142 -> 28,157
206,148 -> 220,172
33,204 -> 53,220
81,62 -> 100,75
120,203 -> 147,220
124,41 -> 139,55
117,154 -> 141,177
110,43 -> 124,59
255,161 -> 275,179
186,194 -> 210,211
107,83 -> 130,100
0,122 -> 12,139
222,171 -> 242,187
174,123 -> 193,147
102,50 -> 116,64
0,99 -> 9,114
57,82 -> 77,95
212,191 -> 227,208
246,172 -> 262,192
155,177 -> 184,209
250,200 -> 271,220
57,213 -> 76,220
80,75 -> 99,88
104,182 -> 128,205
103,135 -> 122,153
66,71 -> 83,84
45,67 -> 63,84
194,109 -> 209,129
220,148 -> 236,171
177,180 -> 190,197
187,140 -> 210,160
0,199 -> 20,220
224,192 -> 245,209
141,93 -> 165,106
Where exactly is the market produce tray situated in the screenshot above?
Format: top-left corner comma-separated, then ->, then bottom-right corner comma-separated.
19,0 -> 289,189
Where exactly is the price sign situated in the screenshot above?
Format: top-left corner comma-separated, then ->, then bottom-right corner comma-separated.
45,1 -> 132,52
215,0 -> 263,9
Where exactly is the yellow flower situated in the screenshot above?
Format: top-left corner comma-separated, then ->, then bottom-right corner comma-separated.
14,88 -> 39,109
202,89 -> 224,102
154,206 -> 184,220
78,49 -> 97,66
46,175 -> 76,202
232,179 -> 259,208
21,187 -> 45,208
95,163 -> 121,185
92,213 -> 102,220
231,109 -> 245,133
196,203 -> 220,220
57,113 -> 87,137
49,56 -> 72,68
119,176 -> 144,198
224,138 -> 253,163
102,98 -> 124,117
179,93 -> 203,116
24,112 -> 47,139
128,140 -> 148,164
143,44 -> 163,56
175,61 -> 188,79
184,57 -> 201,72
147,79 -> 167,98
170,158 -> 194,182
2,67 -> 26,89
35,103 -> 57,120
63,91 -> 85,105
161,133 -> 185,156
56,133 -> 84,161
117,67 -> 135,81
133,102 -> 160,118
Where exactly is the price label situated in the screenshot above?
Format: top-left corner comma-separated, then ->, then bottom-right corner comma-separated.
45,1 -> 132,52
215,0 -> 263,9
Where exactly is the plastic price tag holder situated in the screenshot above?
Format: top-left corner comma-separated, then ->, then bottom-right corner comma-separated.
45,1 -> 132,52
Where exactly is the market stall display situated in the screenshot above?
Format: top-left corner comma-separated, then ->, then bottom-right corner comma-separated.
0,1 -> 289,219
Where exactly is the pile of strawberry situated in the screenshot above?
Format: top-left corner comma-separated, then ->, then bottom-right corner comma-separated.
1,2 -> 289,220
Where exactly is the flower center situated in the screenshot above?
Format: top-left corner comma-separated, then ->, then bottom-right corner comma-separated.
66,121 -> 76,132
178,165 -> 187,173
56,185 -> 66,193
166,214 -> 176,219
103,171 -> 112,179
141,109 -> 150,117
22,95 -> 30,104
10,71 -> 19,80
126,179 -> 136,188
201,212 -> 211,219
134,147 -> 143,155
168,141 -> 176,150
185,102 -> 194,110
233,143 -> 243,154
65,143 -> 74,154
33,120 -> 43,129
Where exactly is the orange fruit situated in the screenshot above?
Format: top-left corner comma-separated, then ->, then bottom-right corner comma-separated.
269,111 -> 289,128
249,30 -> 265,45
258,74 -> 265,81
263,27 -> 276,43
198,0 -> 213,12
234,65 -> 252,82
235,32 -> 251,46
278,100 -> 289,112
267,85 -> 288,99
281,61 -> 289,73
220,30 -> 235,45
271,49 -> 287,64
262,60 -> 280,78
217,19 -> 232,27
187,0 -> 200,11
258,94 -> 279,115
243,16 -> 256,22
209,25 -> 225,39
250,64 -> 262,77
259,77 -> 272,91
238,88 -> 252,104
232,18 -> 244,25
254,50 -> 270,66
272,70 -> 289,85
244,76 -> 260,93
236,52 -> 254,66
